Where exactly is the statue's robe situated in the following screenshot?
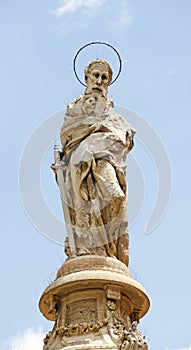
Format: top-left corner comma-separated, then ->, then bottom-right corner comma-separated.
59,96 -> 135,263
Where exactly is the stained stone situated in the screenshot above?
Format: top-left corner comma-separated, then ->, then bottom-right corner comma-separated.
39,58 -> 150,350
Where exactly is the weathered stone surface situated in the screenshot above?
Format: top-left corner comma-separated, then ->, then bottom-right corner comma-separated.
56,255 -> 130,278
52,59 -> 135,266
40,58 -> 150,350
39,256 -> 149,350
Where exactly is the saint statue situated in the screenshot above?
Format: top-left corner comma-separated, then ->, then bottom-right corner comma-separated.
52,59 -> 135,266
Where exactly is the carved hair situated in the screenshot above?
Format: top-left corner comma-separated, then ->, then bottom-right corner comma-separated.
84,59 -> 113,85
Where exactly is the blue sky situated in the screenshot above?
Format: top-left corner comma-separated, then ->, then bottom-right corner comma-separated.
1,1 -> 191,349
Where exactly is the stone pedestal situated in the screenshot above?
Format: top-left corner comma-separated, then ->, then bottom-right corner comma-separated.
38,56 -> 150,349
39,256 -> 150,350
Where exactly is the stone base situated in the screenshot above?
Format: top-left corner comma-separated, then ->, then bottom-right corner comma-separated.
39,256 -> 150,350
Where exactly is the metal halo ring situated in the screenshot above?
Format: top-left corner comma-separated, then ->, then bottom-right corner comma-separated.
73,41 -> 122,87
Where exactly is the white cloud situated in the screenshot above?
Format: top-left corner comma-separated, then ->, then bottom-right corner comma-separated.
51,0 -> 133,33
0,328 -> 45,350
162,69 -> 175,80
166,70 -> 175,77
112,0 -> 133,28
52,0 -> 106,17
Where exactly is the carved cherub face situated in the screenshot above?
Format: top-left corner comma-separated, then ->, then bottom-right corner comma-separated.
85,60 -> 112,97
107,299 -> 117,310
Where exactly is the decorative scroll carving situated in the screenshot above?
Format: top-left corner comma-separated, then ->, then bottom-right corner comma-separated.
44,295 -> 60,319
106,297 -> 125,344
105,296 -> 148,349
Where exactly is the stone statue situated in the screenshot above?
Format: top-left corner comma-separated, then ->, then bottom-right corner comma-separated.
40,52 -> 150,350
52,58 -> 135,266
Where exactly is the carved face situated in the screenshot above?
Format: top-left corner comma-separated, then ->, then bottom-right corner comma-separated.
85,62 -> 110,97
107,299 -> 117,310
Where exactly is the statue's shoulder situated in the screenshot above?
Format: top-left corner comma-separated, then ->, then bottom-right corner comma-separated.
66,95 -> 83,117
109,108 -> 136,133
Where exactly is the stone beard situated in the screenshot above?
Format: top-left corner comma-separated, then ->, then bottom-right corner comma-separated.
53,59 -> 135,266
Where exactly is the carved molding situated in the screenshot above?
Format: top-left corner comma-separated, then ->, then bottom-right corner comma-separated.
43,291 -> 148,350
55,318 -> 108,337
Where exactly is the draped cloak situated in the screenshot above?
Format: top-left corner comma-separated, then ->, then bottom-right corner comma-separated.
59,96 -> 135,257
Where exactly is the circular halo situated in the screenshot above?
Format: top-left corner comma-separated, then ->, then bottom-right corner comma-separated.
73,41 -> 122,87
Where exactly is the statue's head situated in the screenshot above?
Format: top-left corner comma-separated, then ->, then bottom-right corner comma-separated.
84,59 -> 113,97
